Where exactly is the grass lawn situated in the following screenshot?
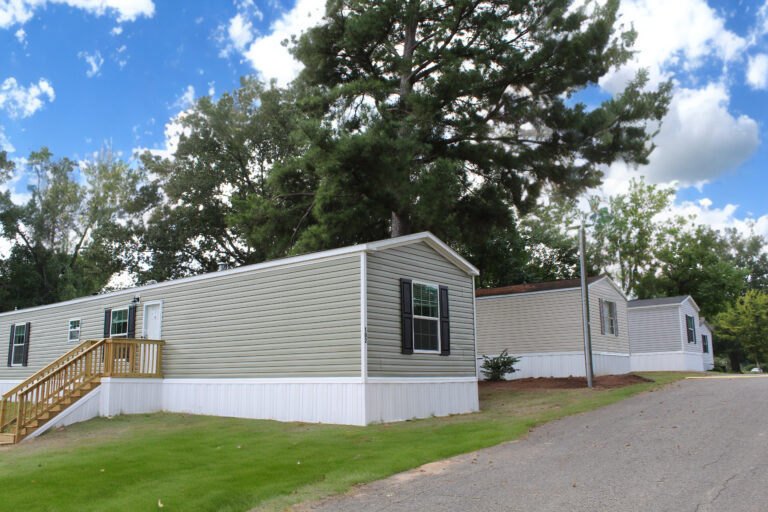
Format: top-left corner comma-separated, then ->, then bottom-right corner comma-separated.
0,372 -> 691,512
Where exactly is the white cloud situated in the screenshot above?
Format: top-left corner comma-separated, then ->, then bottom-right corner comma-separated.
0,77 -> 55,118
602,83 -> 759,191
171,85 -> 195,110
14,27 -> 26,46
601,0 -> 746,92
207,81 -> 215,97
78,50 -> 104,77
746,53 -> 768,90
0,0 -> 154,29
218,0 -> 324,86
0,126 -> 14,153
665,197 -> 768,240
133,111 -> 190,161
110,25 -> 123,35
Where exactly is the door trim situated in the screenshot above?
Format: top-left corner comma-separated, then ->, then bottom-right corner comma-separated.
142,300 -> 163,340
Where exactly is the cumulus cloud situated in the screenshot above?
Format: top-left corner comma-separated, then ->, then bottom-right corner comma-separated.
746,53 -> 768,90
640,83 -> 759,188
0,126 -> 14,153
0,0 -> 155,28
171,85 -> 195,110
0,77 -> 55,118
216,0 -> 323,85
14,27 -> 26,46
601,0 -> 746,92
110,25 -> 123,35
78,50 -> 104,77
133,112 -> 189,161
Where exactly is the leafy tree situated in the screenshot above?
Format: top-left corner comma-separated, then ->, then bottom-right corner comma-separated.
0,148 -> 148,311
635,225 -> 746,318
285,0 -> 671,254
715,290 -> 768,370
722,227 -> 768,291
137,79 -> 310,282
588,178 -> 673,295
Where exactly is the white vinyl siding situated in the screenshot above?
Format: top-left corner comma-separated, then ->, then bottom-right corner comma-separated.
0,255 -> 362,380
628,306 -> 683,353
366,242 -> 476,377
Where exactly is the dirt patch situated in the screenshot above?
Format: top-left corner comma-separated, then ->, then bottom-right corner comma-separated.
480,373 -> 653,391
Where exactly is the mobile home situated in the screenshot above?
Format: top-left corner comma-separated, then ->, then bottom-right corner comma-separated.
475,276 -> 630,379
0,232 -> 479,443
628,296 -> 708,372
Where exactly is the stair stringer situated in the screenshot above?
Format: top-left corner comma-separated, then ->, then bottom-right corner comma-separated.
25,385 -> 102,440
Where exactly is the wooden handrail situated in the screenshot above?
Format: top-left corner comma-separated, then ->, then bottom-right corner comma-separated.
2,338 -> 102,398
1,338 -> 164,442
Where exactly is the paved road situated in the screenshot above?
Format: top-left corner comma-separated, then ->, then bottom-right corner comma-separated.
300,377 -> 768,512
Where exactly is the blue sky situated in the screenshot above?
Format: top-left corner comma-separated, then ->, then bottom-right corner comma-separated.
0,0 -> 767,235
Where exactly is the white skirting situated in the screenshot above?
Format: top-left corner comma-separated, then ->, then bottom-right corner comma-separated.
25,376 -> 478,438
630,351 -> 706,372
477,351 -> 631,380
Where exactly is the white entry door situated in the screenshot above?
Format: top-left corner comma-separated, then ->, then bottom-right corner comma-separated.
143,302 -> 162,340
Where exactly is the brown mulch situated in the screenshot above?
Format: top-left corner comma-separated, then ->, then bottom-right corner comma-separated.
480,373 -> 653,391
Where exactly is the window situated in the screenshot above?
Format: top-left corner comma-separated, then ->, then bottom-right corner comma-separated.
686,315 -> 696,343
110,308 -> 129,338
68,319 -> 81,342
10,324 -> 27,366
412,282 -> 440,352
601,300 -> 618,336
702,334 -> 709,353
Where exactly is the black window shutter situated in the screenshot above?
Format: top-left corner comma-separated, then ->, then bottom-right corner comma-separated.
400,278 -> 413,355
599,299 -> 605,335
22,322 -> 31,367
7,324 -> 14,367
127,305 -> 137,338
104,309 -> 112,338
439,285 -> 450,356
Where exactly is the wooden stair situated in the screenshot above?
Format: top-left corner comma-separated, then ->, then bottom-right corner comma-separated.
1,337 -> 163,444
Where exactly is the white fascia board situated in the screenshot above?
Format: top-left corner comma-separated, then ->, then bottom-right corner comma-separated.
367,231 -> 480,276
627,303 -> 682,311
684,295 -> 701,313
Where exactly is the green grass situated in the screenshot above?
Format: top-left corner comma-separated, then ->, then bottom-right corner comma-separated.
0,372 -> 691,512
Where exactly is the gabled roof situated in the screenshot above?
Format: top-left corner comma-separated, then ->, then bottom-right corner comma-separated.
476,275 -> 605,298
628,295 -> 700,312
0,231 -> 477,317
700,317 -> 715,332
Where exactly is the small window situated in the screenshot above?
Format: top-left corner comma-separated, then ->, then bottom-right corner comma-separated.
110,308 -> 129,338
686,315 -> 696,343
702,334 -> 709,353
10,324 -> 27,366
412,282 -> 440,352
68,319 -> 81,342
602,300 -> 618,336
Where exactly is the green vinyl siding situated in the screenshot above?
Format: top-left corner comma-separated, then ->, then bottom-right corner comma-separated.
366,242 -> 476,377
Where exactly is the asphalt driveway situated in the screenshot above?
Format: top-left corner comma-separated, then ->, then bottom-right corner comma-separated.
299,376 -> 768,512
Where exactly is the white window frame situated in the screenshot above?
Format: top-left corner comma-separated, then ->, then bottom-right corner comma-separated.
110,306 -> 130,338
142,300 -> 163,340
686,315 -> 696,343
411,280 -> 441,354
10,323 -> 28,367
68,318 -> 81,343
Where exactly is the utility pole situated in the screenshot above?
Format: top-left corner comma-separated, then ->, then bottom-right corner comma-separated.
578,221 -> 594,388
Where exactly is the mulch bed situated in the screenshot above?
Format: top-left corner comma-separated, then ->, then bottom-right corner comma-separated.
480,373 -> 653,391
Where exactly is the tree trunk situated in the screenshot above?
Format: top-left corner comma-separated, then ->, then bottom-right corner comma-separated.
391,211 -> 411,238
728,352 -> 742,373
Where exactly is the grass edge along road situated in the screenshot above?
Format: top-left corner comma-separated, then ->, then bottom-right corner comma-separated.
0,372 -> 692,512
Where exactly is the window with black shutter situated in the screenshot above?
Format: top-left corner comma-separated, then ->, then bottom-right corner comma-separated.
686,315 -> 696,343
400,280 -> 450,355
8,322 -> 30,367
702,334 -> 709,353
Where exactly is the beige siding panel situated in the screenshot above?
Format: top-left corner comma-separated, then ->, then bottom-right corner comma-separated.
366,242 -> 476,377
628,307 -> 683,353
0,255 -> 362,380
476,289 -> 583,355
589,280 -> 630,353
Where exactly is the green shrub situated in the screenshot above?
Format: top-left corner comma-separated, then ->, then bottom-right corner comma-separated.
481,350 -> 520,381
